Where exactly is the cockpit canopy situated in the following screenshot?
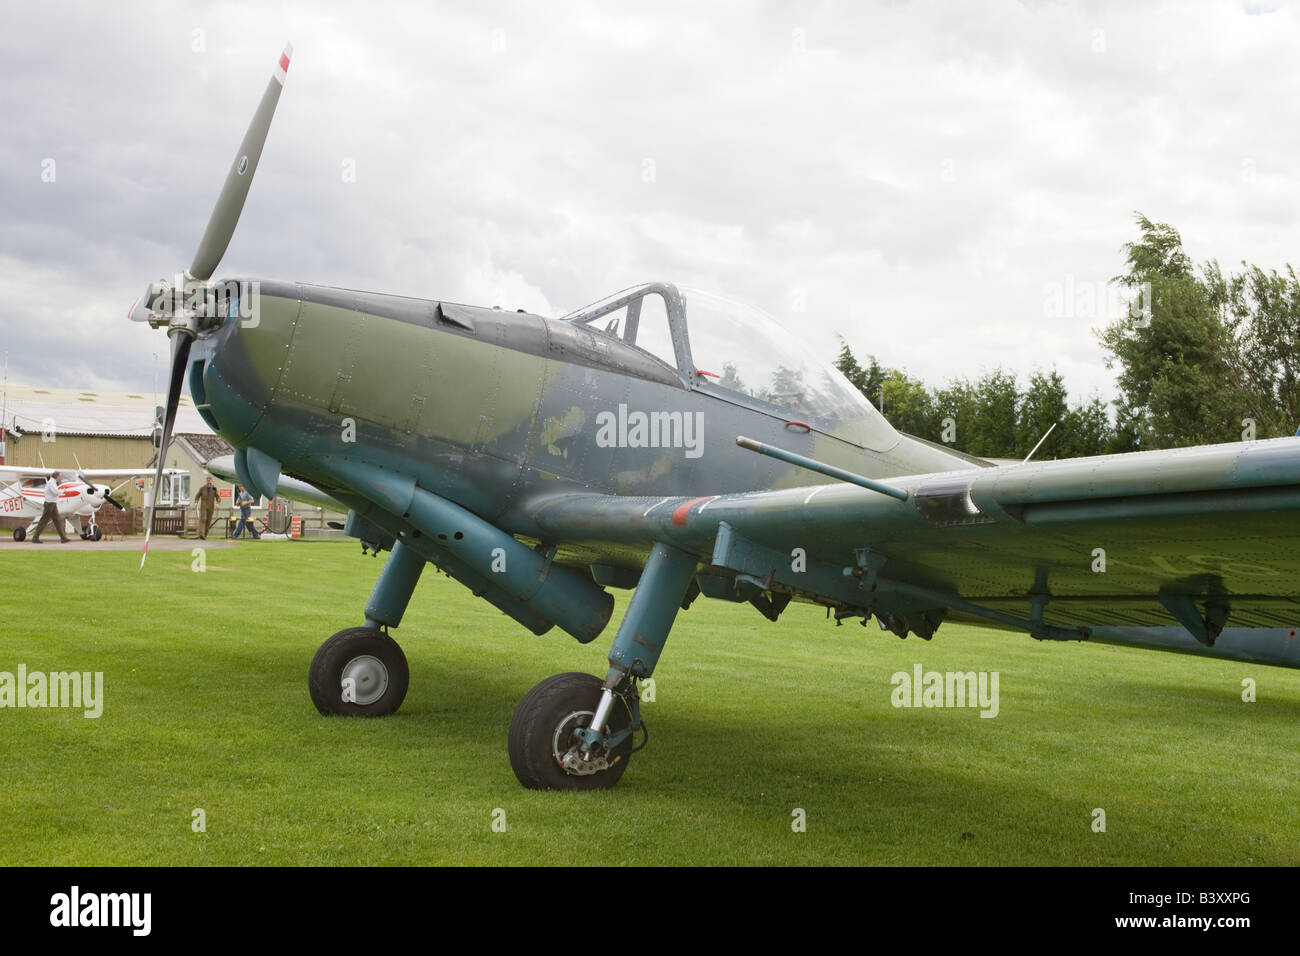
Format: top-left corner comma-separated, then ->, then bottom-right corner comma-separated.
564,283 -> 897,451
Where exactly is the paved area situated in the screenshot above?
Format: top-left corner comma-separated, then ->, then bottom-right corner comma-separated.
0,535 -> 244,551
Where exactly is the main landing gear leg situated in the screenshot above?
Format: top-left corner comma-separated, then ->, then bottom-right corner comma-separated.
509,542 -> 698,790
309,540 -> 425,717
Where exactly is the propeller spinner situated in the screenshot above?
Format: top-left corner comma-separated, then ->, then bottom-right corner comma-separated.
132,43 -> 292,568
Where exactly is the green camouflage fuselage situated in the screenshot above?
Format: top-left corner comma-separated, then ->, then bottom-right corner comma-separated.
193,279 -> 966,532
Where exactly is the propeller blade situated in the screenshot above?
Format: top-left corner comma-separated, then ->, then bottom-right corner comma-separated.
140,332 -> 193,570
127,290 -> 157,323
188,42 -> 292,282
105,494 -> 126,511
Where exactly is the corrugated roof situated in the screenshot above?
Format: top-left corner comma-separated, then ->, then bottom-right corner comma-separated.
1,385 -> 214,438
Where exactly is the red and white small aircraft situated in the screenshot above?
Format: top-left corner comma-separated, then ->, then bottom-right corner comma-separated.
0,466 -> 185,541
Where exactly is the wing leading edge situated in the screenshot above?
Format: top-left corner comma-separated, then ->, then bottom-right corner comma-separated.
513,437 -> 1300,668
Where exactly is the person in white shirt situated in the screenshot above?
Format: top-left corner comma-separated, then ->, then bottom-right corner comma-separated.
31,471 -> 70,543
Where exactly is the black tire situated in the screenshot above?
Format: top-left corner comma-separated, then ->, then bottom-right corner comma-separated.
12,527 -> 25,542
508,672 -> 635,790
90,527 -> 102,542
308,627 -> 409,717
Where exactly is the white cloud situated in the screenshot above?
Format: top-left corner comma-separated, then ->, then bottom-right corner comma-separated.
1,0 -> 1296,414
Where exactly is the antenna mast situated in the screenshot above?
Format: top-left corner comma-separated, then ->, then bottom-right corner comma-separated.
1,351 -> 7,465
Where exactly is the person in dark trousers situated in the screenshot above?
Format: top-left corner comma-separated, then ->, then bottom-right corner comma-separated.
231,484 -> 261,539
31,471 -> 70,543
196,477 -> 220,539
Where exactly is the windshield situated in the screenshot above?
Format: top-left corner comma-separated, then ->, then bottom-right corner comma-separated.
565,282 -> 896,449
680,287 -> 871,424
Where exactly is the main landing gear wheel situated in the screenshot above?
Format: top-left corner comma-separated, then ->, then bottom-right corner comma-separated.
308,627 -> 409,717
508,672 -> 636,791
12,527 -> 25,542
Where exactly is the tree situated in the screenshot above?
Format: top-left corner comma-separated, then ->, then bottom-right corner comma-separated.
834,342 -> 885,411
1060,394 -> 1114,458
962,369 -> 1020,458
880,369 -> 940,439
1098,213 -> 1248,448
833,343 -> 1114,458
1208,261 -> 1300,438
838,214 -> 1300,455
1017,370 -> 1070,459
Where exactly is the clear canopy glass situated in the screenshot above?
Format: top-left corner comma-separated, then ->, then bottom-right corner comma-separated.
678,287 -> 870,424
564,282 -> 894,448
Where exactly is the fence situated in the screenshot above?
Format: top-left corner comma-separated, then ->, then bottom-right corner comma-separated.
136,503 -> 347,538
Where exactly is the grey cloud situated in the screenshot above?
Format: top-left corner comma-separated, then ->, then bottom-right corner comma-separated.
1,0 -> 1296,404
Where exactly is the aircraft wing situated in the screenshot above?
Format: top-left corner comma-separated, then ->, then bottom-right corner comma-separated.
205,455 -> 340,510
515,436 -> 1300,666
0,466 -> 185,481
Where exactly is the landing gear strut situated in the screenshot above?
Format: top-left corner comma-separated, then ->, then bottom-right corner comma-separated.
308,540 -> 423,717
508,541 -> 697,790
508,673 -> 638,790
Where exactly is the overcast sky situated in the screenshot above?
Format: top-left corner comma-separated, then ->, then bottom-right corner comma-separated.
2,0 -> 1298,409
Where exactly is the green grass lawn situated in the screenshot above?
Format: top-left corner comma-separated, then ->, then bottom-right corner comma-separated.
1,540 -> 1296,866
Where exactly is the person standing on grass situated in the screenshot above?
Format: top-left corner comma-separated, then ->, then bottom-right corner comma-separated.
196,476 -> 220,539
31,471 -> 70,544
231,484 -> 260,539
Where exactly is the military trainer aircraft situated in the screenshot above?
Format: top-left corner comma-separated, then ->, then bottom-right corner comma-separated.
130,45 -> 1300,790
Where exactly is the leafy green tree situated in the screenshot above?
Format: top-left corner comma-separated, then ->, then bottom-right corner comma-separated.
1061,394 -> 1114,458
933,379 -> 976,450
965,369 -> 1020,458
834,342 -> 886,411
1207,261 -> 1300,438
832,345 -> 1115,460
1017,370 -> 1070,459
880,369 -> 940,439
1098,213 -> 1247,448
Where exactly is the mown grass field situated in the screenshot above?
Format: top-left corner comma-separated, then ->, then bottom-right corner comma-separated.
1,540 -> 1296,866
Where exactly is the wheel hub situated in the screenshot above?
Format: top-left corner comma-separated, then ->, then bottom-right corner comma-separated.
553,710 -> 610,776
341,654 -> 389,706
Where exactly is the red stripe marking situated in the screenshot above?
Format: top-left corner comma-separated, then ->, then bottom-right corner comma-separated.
671,496 -> 713,526
22,484 -> 82,499
279,53 -> 290,72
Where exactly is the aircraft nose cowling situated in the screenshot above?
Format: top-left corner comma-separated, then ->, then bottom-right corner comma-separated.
188,278 -> 299,448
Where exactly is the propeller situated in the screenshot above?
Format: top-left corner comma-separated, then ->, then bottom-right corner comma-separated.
135,42 -> 292,569
82,477 -> 126,511
106,477 -> 135,511
190,43 -> 294,284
